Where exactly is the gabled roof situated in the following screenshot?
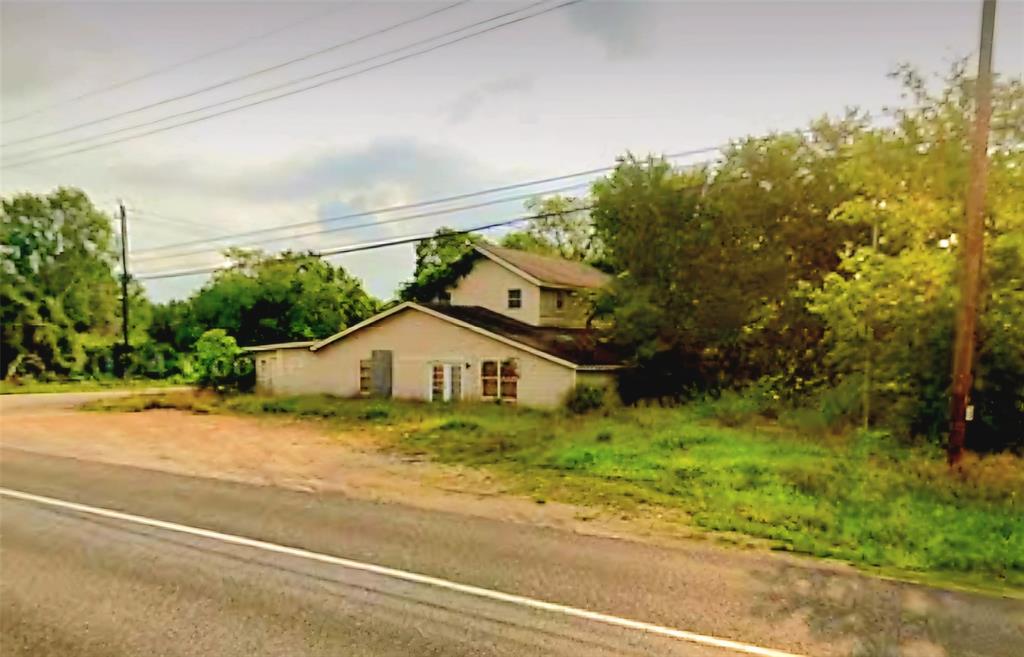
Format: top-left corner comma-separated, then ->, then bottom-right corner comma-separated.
474,244 -> 610,289
307,301 -> 623,369
423,304 -> 624,367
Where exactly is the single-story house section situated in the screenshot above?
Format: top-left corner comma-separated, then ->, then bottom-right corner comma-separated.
247,244 -> 623,408
248,302 -> 622,408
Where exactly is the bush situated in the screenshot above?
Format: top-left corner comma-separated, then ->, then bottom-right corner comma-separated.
566,384 -> 607,414
693,383 -> 774,427
439,419 -> 481,432
359,406 -> 391,421
192,329 -> 248,391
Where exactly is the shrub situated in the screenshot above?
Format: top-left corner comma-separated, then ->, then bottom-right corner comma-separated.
779,407 -> 831,436
359,405 -> 391,421
192,329 -> 248,391
694,384 -> 773,427
566,384 -> 607,414
439,419 -> 481,432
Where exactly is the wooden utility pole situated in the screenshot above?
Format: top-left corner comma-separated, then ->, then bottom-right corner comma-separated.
948,0 -> 997,465
118,201 -> 131,378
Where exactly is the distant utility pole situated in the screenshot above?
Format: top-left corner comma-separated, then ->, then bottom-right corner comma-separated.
948,0 -> 997,466
118,201 -> 131,378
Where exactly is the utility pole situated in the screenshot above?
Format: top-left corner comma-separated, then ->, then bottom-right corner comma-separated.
948,0 -> 997,466
118,201 -> 131,378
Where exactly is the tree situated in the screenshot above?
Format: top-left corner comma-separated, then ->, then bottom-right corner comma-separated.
186,249 -> 379,347
589,63 -> 1022,449
501,195 -> 605,264
398,227 -> 483,301
809,64 -> 1024,448
590,146 -> 852,379
1,188 -> 120,378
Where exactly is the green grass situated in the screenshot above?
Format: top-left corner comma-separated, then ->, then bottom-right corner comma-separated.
89,392 -> 1024,593
0,378 -> 185,395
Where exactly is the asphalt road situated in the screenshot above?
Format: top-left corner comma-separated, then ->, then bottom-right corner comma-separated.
0,388 -> 189,416
2,447 -> 1022,656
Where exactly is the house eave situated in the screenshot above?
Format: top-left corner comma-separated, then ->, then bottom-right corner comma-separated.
310,302 -> 593,369
243,341 -> 316,352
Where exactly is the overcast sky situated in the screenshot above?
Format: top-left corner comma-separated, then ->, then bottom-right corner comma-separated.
2,0 -> 1021,302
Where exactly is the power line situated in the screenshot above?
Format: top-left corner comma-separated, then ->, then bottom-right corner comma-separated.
131,179 -> 595,264
131,132 -> 868,282
1,1 -> 469,146
130,208 -> 220,232
0,4 -> 355,126
134,206 -> 594,281
129,143 -> 721,257
1,0 -> 582,168
2,0 -> 548,162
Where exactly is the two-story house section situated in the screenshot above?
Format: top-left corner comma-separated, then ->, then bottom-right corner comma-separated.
248,244 -> 622,408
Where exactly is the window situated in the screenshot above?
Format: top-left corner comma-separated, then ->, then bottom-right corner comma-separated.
359,360 -> 371,396
507,288 -> 522,309
481,358 -> 518,402
481,360 -> 499,397
555,290 -> 565,310
431,364 -> 446,400
500,359 -> 519,400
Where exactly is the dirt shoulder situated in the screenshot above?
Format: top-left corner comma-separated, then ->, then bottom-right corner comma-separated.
0,401 -> 690,548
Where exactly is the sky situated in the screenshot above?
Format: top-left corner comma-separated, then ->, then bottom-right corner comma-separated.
2,0 -> 1022,302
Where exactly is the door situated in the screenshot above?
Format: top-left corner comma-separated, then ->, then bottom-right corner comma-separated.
430,363 -> 461,402
370,350 -> 392,398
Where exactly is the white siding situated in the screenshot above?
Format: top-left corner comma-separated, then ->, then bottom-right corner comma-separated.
448,259 -> 541,325
259,308 -> 576,408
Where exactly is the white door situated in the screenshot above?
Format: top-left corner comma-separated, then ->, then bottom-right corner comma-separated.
430,363 -> 461,402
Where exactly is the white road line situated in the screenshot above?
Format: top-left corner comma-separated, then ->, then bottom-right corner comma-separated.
1,486 -> 805,657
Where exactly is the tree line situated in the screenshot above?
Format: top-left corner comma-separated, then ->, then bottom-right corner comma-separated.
3,65 -> 1021,450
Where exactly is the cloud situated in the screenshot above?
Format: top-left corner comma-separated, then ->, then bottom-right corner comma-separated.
111,136 -> 503,207
444,75 -> 535,124
0,3 -> 115,99
117,137 -> 520,301
564,1 -> 658,59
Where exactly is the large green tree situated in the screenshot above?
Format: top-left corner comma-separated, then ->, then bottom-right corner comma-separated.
809,64 -> 1024,448
181,249 -> 379,347
591,120 -> 860,387
1,188 -> 120,378
501,195 -> 605,265
591,63 -> 1023,448
398,227 -> 482,302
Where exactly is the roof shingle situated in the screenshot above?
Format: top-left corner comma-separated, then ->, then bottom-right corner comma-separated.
476,244 -> 610,289
423,303 -> 623,367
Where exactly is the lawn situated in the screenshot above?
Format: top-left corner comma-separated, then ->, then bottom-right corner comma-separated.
87,392 -> 1024,593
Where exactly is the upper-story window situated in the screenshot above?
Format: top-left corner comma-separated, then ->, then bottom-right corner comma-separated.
555,290 -> 565,310
507,288 -> 522,309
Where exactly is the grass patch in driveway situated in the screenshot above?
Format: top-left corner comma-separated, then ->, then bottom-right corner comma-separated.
1,378 -> 184,395
88,392 -> 1024,593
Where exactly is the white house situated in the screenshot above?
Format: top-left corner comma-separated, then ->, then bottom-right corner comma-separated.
248,245 -> 621,408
